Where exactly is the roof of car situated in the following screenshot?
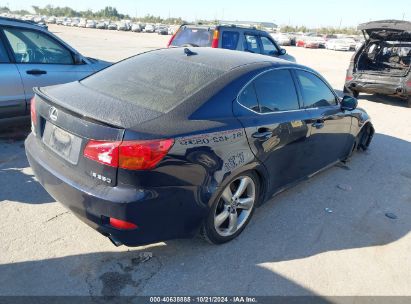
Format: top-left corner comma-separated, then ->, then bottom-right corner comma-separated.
149,47 -> 299,72
180,23 -> 266,33
0,17 -> 48,31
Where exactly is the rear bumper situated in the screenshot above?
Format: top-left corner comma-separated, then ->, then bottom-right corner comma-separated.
346,76 -> 408,96
25,134 -> 208,246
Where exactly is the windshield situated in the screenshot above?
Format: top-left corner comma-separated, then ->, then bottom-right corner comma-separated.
171,27 -> 213,47
81,51 -> 225,113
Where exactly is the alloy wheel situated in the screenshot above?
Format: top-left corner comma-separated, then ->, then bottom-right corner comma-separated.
214,176 -> 256,237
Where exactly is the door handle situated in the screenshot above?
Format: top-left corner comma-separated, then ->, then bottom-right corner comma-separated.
252,129 -> 273,140
26,69 -> 47,75
312,120 -> 324,129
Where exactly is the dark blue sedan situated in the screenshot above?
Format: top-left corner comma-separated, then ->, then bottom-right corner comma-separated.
25,48 -> 374,246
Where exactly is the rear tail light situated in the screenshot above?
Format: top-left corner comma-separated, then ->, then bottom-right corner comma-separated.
167,29 -> 179,47
119,139 -> 174,170
84,140 -> 120,167
83,139 -> 174,170
30,97 -> 36,126
109,217 -> 138,230
211,30 -> 219,48
406,81 -> 411,87
346,76 -> 353,81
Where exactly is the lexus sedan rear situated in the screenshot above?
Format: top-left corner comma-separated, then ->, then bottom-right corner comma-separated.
26,48 -> 374,246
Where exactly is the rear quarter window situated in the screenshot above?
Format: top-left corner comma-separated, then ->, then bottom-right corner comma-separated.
171,28 -> 213,47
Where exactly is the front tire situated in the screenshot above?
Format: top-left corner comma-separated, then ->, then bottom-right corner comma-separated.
407,96 -> 411,108
201,172 -> 260,244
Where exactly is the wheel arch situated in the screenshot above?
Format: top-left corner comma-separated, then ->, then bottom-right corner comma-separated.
205,162 -> 270,209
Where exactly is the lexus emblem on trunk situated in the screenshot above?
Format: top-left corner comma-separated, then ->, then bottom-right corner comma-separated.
49,107 -> 58,121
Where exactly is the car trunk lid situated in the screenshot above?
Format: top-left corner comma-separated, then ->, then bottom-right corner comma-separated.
32,88 -> 128,186
358,20 -> 411,41
37,81 -> 164,129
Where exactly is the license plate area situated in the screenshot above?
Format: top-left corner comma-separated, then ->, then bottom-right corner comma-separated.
42,121 -> 82,165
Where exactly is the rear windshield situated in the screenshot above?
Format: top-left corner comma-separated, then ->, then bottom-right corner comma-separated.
171,27 -> 213,47
81,51 -> 224,113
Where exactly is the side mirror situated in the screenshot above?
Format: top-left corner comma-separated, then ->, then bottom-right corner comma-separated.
340,95 -> 358,111
73,53 -> 84,65
279,48 -> 287,56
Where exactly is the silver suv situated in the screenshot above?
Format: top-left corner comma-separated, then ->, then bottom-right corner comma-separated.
0,17 -> 110,125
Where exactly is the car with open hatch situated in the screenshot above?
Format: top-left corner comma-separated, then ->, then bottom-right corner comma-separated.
344,20 -> 411,107
25,47 -> 374,246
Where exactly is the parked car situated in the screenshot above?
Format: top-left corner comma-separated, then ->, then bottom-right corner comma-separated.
157,26 -> 168,35
77,19 -> 86,28
143,24 -> 155,33
271,33 -> 291,46
71,19 -> 80,27
47,16 -> 56,24
96,21 -> 106,29
25,20 -> 48,31
131,23 -> 143,32
56,17 -> 65,25
344,20 -> 411,107
168,24 -> 296,62
26,47 -> 374,246
117,22 -> 130,31
0,17 -> 111,125
107,23 -> 118,30
325,39 -> 352,51
62,18 -> 71,26
296,36 -> 319,48
85,20 -> 96,28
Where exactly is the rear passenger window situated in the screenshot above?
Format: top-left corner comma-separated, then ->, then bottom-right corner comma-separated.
221,32 -> 239,50
253,70 -> 299,113
296,70 -> 337,108
244,35 -> 261,54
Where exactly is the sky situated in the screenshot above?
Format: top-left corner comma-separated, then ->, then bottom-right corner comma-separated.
4,0 -> 411,28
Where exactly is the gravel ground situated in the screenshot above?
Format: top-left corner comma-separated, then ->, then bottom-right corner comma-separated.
0,24 -> 411,298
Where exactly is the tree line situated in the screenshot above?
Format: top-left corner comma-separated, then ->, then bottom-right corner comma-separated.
0,5 -> 186,24
280,25 -> 360,35
1,5 -> 360,31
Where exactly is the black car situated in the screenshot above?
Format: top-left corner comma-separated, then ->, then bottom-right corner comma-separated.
25,48 -> 374,246
344,20 -> 411,107
168,23 -> 296,62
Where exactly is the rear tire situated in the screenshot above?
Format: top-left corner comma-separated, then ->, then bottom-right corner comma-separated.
201,171 -> 260,245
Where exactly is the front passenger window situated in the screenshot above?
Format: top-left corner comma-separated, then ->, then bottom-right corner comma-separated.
296,70 -> 337,108
4,28 -> 73,64
260,37 -> 278,56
